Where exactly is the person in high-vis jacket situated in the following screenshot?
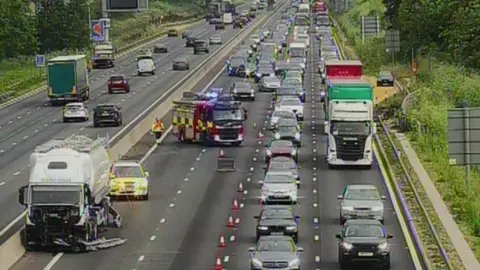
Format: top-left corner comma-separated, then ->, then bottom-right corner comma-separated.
152,118 -> 164,143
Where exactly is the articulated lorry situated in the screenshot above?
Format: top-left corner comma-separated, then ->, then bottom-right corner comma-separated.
323,60 -> 376,169
47,55 -> 90,105
19,135 -> 122,251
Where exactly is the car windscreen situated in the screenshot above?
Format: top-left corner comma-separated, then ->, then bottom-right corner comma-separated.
345,188 -> 380,200
281,99 -> 301,106
264,174 -> 294,183
271,140 -> 293,147
31,186 -> 81,205
270,160 -> 296,169
277,125 -> 297,133
110,76 -> 124,81
345,225 -> 384,238
231,59 -> 244,66
112,166 -> 144,178
272,110 -> 295,118
257,239 -> 295,251
262,209 -> 294,219
331,121 -> 371,136
65,104 -> 83,110
290,48 -> 305,57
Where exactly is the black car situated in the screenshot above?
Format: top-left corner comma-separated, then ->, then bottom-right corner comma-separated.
227,58 -> 247,76
254,205 -> 300,242
336,219 -> 392,269
182,31 -> 192,39
209,18 -> 222,25
230,81 -> 255,101
259,76 -> 281,92
377,71 -> 394,87
215,23 -> 226,30
167,29 -> 179,37
185,36 -> 197,47
265,139 -> 298,163
255,66 -> 274,83
233,18 -> 244,29
274,124 -> 301,147
93,104 -> 122,127
153,43 -> 168,53
193,40 -> 209,54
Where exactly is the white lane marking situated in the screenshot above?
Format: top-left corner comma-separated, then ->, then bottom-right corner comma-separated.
14,171 -> 19,176
169,203 -> 175,208
12,142 -> 16,146
313,189 -> 317,194
190,167 -> 195,171
138,255 -> 145,261
247,177 -> 251,182
34,129 -> 38,133
160,218 -> 166,223
176,190 -> 182,194
43,253 -> 64,270
8,121 -> 12,124
44,123 -> 48,127
313,218 -> 319,224
314,235 -> 319,241
184,178 -> 189,182
23,135 -> 28,140
315,256 -> 320,262
0,182 -> 5,186
224,256 -> 230,263
149,235 -> 156,241
313,177 -> 316,182
230,235 -> 235,242
0,150 -> 4,153
313,203 -> 318,208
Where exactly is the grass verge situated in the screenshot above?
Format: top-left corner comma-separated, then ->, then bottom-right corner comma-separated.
332,10 -> 464,267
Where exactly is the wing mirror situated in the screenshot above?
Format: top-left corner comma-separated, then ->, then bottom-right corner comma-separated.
381,195 -> 387,200
248,247 -> 255,252
294,215 -> 300,219
335,234 -> 342,239
262,165 -> 267,170
254,215 -> 260,219
258,180 -> 264,185
387,234 -> 394,239
337,195 -> 343,199
297,247 -> 304,252
324,121 -> 329,134
145,171 -> 149,177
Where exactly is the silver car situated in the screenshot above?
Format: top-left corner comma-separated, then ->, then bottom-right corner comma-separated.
63,102 -> 89,122
249,236 -> 303,270
261,171 -> 298,204
269,109 -> 296,130
338,184 -> 386,224
209,35 -> 222,45
259,76 -> 281,92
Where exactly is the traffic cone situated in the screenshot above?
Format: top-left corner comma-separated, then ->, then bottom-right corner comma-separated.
219,234 -> 226,247
238,182 -> 244,192
227,215 -> 235,227
232,198 -> 239,211
219,149 -> 225,157
214,257 -> 223,270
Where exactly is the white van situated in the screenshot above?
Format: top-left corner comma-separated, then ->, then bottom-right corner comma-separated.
289,42 -> 307,58
298,3 -> 309,13
137,55 -> 155,76
223,13 -> 233,24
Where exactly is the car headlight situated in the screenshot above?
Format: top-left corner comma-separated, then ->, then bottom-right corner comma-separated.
288,258 -> 300,266
274,133 -> 280,139
342,206 -> 354,211
251,258 -> 262,267
294,133 -> 300,140
378,242 -> 389,250
255,72 -> 261,77
233,89 -> 237,93
258,226 -> 268,230
372,206 -> 384,211
291,149 -> 297,155
266,149 -> 272,156
261,186 -> 269,193
342,241 -> 353,250
286,226 -> 297,231
320,91 -> 326,97
250,89 -> 254,93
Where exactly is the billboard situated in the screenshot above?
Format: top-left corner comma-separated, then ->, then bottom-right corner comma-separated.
91,20 -> 105,42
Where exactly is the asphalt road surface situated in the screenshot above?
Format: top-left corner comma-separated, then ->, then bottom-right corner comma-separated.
0,4 -> 257,232
9,6 -> 416,270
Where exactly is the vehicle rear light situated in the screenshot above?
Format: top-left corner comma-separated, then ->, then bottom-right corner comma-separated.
240,127 -> 244,135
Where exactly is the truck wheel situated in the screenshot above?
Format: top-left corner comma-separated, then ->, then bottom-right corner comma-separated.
84,89 -> 90,100
63,117 -> 68,123
93,121 -> 99,128
138,72 -> 142,76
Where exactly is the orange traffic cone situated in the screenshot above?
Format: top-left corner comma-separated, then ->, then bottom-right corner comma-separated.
227,215 -> 235,227
232,198 -> 239,211
214,257 -> 223,270
238,182 -> 244,192
219,234 -> 226,247
219,149 -> 225,157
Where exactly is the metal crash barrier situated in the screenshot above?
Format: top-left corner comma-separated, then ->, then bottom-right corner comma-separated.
217,149 -> 236,172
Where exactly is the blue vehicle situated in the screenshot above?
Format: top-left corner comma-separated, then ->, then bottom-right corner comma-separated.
227,57 -> 247,76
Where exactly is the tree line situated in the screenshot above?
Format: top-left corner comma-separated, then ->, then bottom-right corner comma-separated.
382,0 -> 480,69
0,0 -> 96,60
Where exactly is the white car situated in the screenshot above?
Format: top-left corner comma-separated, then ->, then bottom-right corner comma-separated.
269,109 -> 296,130
295,33 -> 310,47
209,35 -> 222,45
63,102 -> 89,122
276,97 -> 304,120
250,34 -> 261,44
261,171 -> 298,204
137,55 -> 155,76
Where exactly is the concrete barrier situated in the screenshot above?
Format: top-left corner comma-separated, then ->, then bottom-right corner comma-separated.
0,3 -> 285,270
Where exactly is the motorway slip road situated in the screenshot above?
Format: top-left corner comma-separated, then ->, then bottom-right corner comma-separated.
0,4 -> 251,233
10,12 -> 415,269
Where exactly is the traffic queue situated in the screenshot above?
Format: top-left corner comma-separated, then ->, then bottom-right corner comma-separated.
238,0 -> 394,269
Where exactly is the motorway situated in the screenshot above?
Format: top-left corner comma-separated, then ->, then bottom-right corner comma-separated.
0,4 -> 257,232
8,5 -> 416,270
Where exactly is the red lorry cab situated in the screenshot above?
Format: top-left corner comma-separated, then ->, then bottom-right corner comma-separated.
325,60 -> 363,79
313,1 -> 328,13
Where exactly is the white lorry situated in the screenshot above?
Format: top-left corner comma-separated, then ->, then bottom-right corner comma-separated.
222,12 -> 233,24
19,135 -> 123,251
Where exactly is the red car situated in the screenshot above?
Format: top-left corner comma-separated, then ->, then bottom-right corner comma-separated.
108,74 -> 130,94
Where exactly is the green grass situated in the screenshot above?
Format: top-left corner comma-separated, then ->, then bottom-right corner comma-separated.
333,1 -> 480,262
0,1 -> 208,98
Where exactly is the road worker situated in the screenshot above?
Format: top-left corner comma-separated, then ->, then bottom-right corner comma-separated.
151,118 -> 164,143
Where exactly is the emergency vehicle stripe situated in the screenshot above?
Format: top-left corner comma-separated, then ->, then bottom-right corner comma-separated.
207,121 -> 213,128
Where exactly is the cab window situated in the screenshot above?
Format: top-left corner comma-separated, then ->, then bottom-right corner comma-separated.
112,165 -> 144,178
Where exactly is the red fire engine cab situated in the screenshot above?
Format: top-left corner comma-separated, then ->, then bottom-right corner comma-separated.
172,92 -> 246,146
313,1 -> 328,14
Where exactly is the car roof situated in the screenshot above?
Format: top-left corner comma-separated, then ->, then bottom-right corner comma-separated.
174,57 -> 187,61
270,139 -> 293,145
109,74 -> 125,77
347,184 -> 378,190
271,156 -> 295,162
97,103 -> 115,107
113,161 -> 141,167
65,102 -> 83,106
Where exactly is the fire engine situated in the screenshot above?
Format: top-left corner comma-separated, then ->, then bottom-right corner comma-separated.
172,91 -> 247,146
